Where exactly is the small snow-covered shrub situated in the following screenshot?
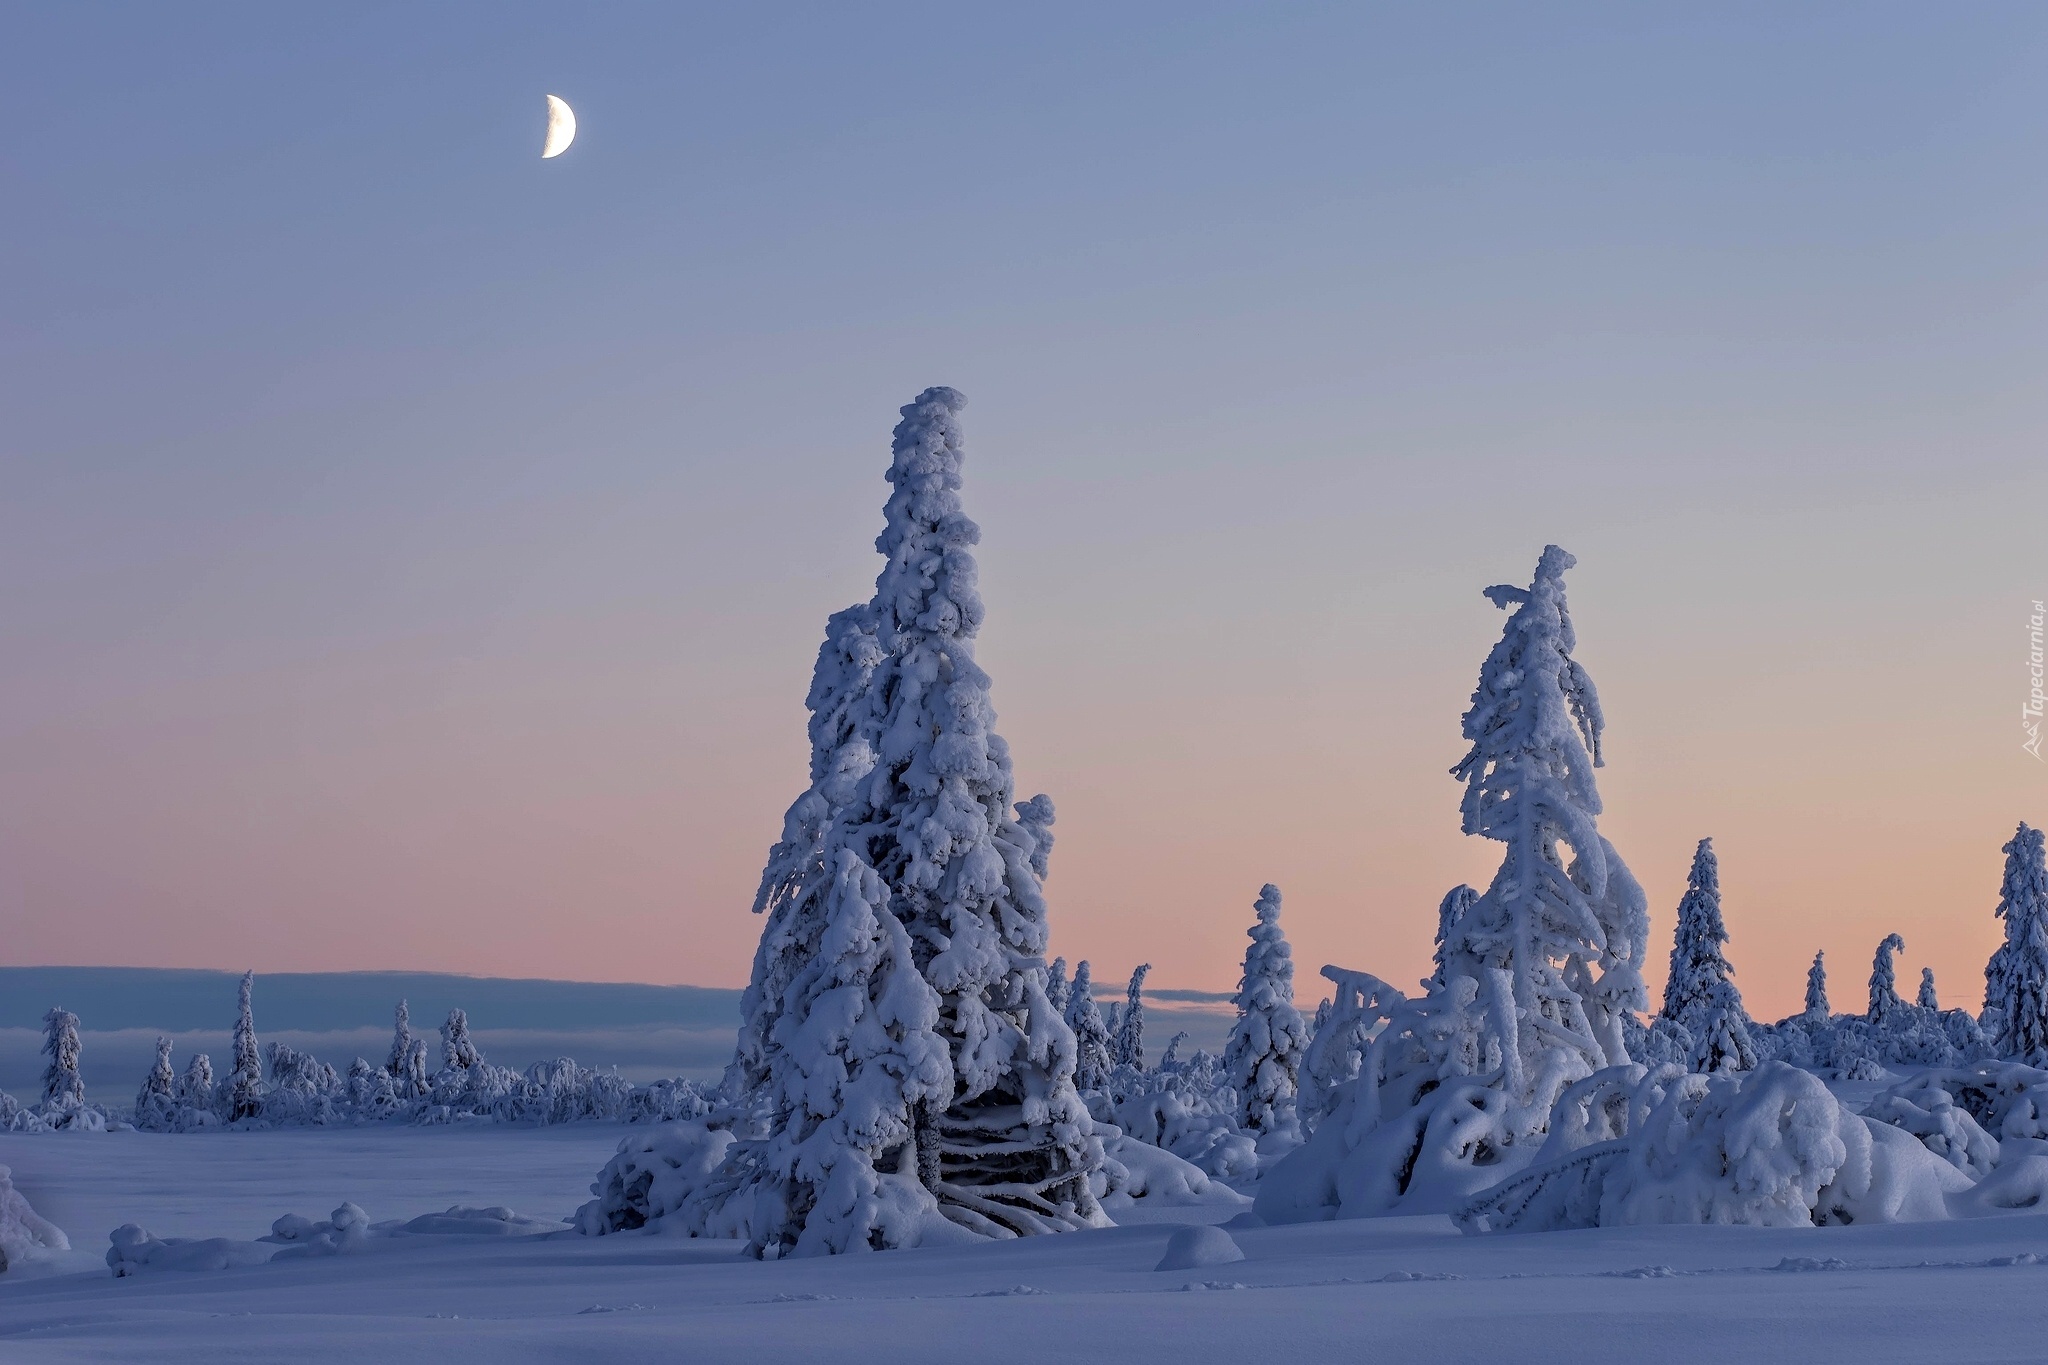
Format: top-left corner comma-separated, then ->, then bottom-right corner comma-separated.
626,1078 -> 715,1125
1109,1084 -> 1256,1179
576,1120 -> 739,1237
262,1042 -> 345,1126
1866,1072 -> 2001,1179
1879,1062 -> 2048,1144
1455,1062 -> 1966,1233
0,1165 -> 69,1271
1092,1132 -> 1247,1210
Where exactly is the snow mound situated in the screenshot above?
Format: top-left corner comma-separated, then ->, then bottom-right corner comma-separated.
263,1202 -> 373,1257
110,1199 -> 563,1274
0,1166 -> 69,1271
1154,1224 -> 1245,1271
1097,1132 -> 1251,1210
108,1225 -> 272,1276
391,1206 -> 561,1238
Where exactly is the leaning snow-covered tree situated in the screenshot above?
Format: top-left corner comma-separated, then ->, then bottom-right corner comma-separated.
1257,545 -> 1649,1222
724,387 -> 1102,1252
1222,885 -> 1311,1136
40,1008 -> 85,1111
1660,839 -> 1756,1074
1869,933 -> 1907,1025
1066,961 -> 1113,1091
228,973 -> 264,1121
1987,822 -> 2048,1064
1111,964 -> 1151,1071
1805,950 -> 1830,1020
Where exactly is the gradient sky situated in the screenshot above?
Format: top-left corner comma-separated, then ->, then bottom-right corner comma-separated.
4,4 -> 2045,1021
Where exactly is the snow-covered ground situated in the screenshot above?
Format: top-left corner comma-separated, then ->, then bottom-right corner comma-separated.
3,1127 -> 2047,1363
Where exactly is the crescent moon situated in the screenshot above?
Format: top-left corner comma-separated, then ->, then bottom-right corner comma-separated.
542,95 -> 577,159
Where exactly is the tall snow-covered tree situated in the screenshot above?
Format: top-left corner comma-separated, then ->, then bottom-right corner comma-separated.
1222,884 -> 1311,1135
1868,933 -> 1907,1024
40,1008 -> 84,1110
134,1036 -> 178,1129
1066,960 -> 1112,1091
1112,964 -> 1151,1070
1982,818 -> 2048,1064
441,1009 -> 482,1072
1258,548 -> 1650,1224
228,973 -> 263,1121
386,1001 -> 413,1080
1917,968 -> 1939,1011
1987,823 -> 2048,1063
1440,545 -> 1649,1126
743,849 -> 953,1256
1660,839 -> 1756,1074
1805,950 -> 1829,1020
737,387 -> 1100,1249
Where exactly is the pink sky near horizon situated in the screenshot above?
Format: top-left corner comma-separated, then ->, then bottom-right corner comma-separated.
3,7 -> 2045,1025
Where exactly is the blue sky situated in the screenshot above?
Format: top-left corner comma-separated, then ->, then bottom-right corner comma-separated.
3,5 -> 2045,1016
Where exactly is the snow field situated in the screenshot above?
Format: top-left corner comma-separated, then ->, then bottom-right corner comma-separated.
4,1127 -> 2048,1362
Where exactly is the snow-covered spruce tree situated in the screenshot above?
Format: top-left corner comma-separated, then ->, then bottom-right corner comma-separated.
1429,886 -> 1478,989
1045,957 -> 1071,1017
178,1053 -> 215,1114
1222,884 -> 1311,1136
1805,951 -> 1830,1020
386,1001 -> 413,1083
133,1037 -> 179,1130
1918,968 -> 1940,1011
738,849 -> 953,1255
1112,965 -> 1151,1071
1987,822 -> 2048,1064
40,1009 -> 84,1111
1257,546 -> 1649,1222
402,1038 -> 430,1098
1869,933 -> 1907,1025
228,972 -> 263,1121
1066,961 -> 1113,1091
730,387 -> 1101,1250
1660,839 -> 1756,1074
1016,794 -> 1055,881
736,603 -> 886,1104
441,1009 -> 482,1072
1442,545 -> 1649,1118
